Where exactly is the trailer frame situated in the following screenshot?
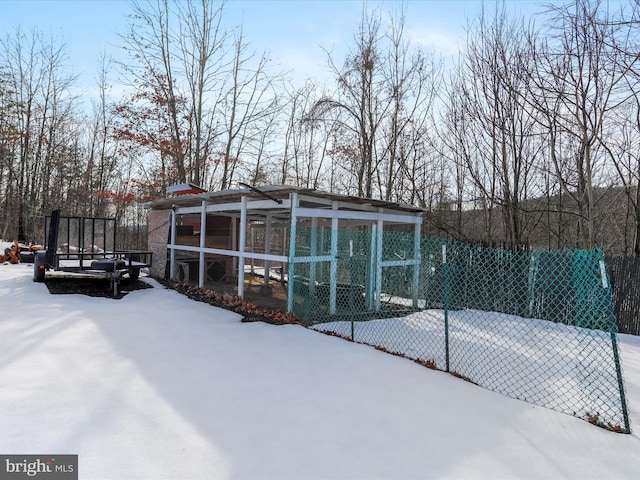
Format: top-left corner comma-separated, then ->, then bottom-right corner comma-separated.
33,210 -> 153,297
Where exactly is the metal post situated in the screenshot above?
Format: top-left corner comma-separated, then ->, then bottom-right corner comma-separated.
110,217 -> 116,253
264,213 -> 272,288
79,217 -> 86,269
443,243 -> 450,373
602,258 -> 632,433
350,239 -> 355,341
610,330 -> 631,433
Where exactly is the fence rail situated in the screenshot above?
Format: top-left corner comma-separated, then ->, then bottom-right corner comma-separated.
292,229 -> 631,433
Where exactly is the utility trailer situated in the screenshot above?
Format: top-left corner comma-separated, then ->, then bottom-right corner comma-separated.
33,210 -> 153,297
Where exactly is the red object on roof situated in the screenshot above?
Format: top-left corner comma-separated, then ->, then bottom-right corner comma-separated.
167,183 -> 207,196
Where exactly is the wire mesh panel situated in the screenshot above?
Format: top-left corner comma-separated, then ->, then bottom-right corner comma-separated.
441,243 -> 628,432
297,230 -> 630,433
291,225 -> 372,325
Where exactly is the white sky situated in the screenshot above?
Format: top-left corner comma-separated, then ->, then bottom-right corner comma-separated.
0,0 -> 550,93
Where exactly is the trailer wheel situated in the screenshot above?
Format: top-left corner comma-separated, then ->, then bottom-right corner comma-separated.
128,268 -> 140,281
33,251 -> 47,282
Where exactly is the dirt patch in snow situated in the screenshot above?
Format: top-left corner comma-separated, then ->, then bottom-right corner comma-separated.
156,278 -> 302,326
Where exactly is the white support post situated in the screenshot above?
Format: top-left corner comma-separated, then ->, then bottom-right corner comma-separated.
330,201 -> 338,315
199,200 -> 207,288
375,211 -> 384,311
412,219 -> 421,308
366,223 -> 376,310
238,196 -> 247,298
287,193 -> 299,312
250,224 -> 255,274
231,214 -> 238,275
282,225 -> 288,283
264,213 -> 272,287
309,216 -> 318,296
169,208 -> 177,280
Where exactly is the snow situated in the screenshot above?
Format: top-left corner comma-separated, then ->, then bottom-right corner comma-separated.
1,257 -> 640,479
312,308 -> 624,425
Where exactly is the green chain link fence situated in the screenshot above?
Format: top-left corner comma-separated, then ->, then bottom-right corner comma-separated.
291,227 -> 631,433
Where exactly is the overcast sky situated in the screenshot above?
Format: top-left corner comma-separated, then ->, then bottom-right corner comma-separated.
0,0 -> 549,95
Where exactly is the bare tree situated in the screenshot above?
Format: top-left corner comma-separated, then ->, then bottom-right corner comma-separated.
117,0 -> 280,193
597,1 -> 640,255
216,27 -> 279,190
308,8 -> 387,198
280,81 -> 335,189
84,53 -> 121,217
451,5 -> 542,246
177,0 -> 227,187
526,0 -> 634,248
308,7 -> 440,201
0,28 -> 78,242
118,0 -> 191,186
379,5 -> 442,202
0,63 -> 17,239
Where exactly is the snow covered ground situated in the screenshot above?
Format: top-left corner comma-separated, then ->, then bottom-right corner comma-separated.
312,307 -> 626,429
1,258 -> 640,479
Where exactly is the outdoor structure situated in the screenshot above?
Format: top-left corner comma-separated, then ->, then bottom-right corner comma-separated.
147,185 -> 424,316
146,184 -> 631,433
34,210 -> 152,296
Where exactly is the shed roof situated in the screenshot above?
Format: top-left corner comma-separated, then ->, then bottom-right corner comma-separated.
147,184 -> 425,216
